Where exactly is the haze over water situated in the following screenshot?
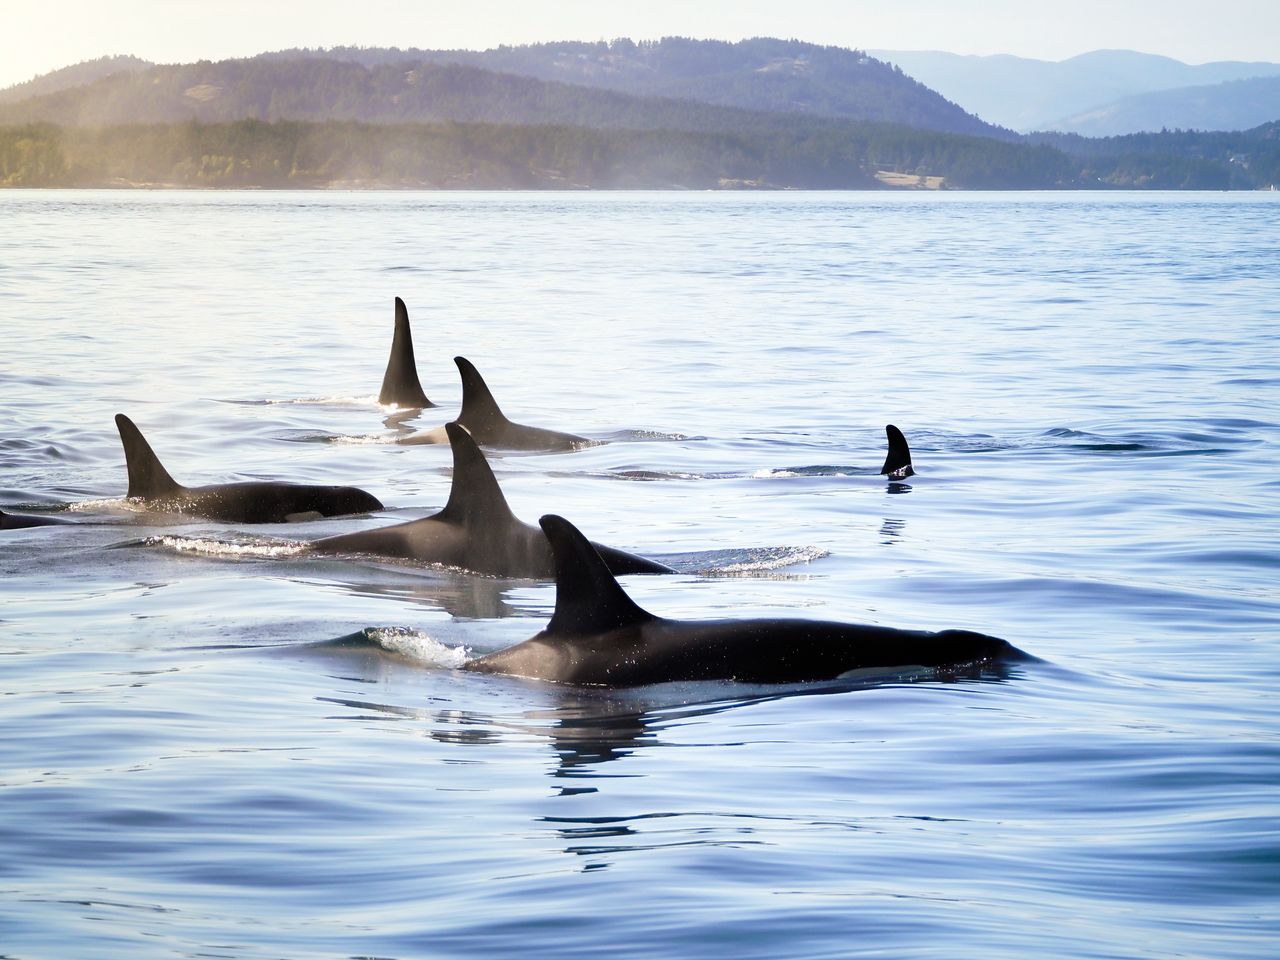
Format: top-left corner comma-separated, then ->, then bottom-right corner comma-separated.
1,190 -> 1278,958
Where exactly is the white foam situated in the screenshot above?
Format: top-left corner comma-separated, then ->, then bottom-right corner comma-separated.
330,434 -> 398,445
146,535 -> 307,558
715,545 -> 829,573
266,395 -> 381,407
367,628 -> 471,668
752,468 -> 800,479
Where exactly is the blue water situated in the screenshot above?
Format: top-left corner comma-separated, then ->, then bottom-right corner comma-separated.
2,190 -> 1278,959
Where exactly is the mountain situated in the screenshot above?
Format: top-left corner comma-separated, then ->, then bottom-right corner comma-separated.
1050,75 -> 1280,136
0,39 -> 1007,139
0,55 -> 153,105
870,49 -> 1280,132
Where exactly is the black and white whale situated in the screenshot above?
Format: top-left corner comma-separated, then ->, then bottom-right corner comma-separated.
115,414 -> 383,523
312,422 -> 670,577
401,357 -> 589,451
464,514 -> 1030,686
880,424 -> 914,479
378,297 -> 435,408
0,507 -> 73,530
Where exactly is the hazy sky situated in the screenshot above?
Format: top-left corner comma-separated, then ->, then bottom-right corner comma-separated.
4,0 -> 1278,90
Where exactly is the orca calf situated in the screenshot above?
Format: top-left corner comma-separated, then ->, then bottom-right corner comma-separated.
880,424 -> 914,480
465,514 -> 1030,686
312,423 -> 670,577
0,508 -> 73,530
115,414 -> 383,523
379,297 -> 435,408
401,357 -> 589,451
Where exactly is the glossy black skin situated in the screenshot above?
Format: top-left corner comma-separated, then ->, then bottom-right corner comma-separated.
115,413 -> 383,524
136,482 -> 384,524
0,508 -> 73,530
468,618 -> 1023,686
465,515 -> 1031,687
401,357 -> 588,451
311,423 -> 670,577
378,296 -> 435,408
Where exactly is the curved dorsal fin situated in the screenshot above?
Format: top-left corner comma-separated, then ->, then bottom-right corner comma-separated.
378,297 -> 433,407
435,422 -> 518,527
539,514 -> 656,637
880,424 -> 915,479
454,356 -> 509,434
115,414 -> 183,499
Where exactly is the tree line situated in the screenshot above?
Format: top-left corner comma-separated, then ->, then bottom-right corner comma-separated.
2,118 -> 1276,190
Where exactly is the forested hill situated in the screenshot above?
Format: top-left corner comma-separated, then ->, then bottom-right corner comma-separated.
0,55 -> 153,105
260,38 -> 1006,138
0,39 -> 1006,139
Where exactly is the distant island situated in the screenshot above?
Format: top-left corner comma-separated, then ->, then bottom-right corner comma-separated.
1,40 -> 1278,190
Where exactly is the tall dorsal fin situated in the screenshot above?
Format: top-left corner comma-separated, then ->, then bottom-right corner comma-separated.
115,414 -> 183,499
879,424 -> 915,479
378,297 -> 433,407
539,514 -> 656,637
454,356 -> 509,433
435,422 -> 518,527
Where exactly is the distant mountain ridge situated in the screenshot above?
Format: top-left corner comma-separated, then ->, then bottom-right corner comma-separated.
1052,75 -> 1280,136
871,48 -> 1280,132
0,39 -> 1007,139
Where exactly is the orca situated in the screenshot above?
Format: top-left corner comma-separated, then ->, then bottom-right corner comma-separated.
464,514 -> 1030,686
0,508 -> 73,530
311,422 -> 670,577
401,357 -> 589,451
880,424 -> 914,480
379,297 -> 435,408
114,414 -> 384,523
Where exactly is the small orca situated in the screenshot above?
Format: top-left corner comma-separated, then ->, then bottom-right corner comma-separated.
312,422 -> 670,577
401,357 -> 589,451
0,508 -> 73,530
880,424 -> 914,480
379,297 -> 435,408
464,514 -> 1030,686
115,414 -> 384,523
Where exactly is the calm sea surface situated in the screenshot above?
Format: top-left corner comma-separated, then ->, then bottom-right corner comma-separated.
1,190 -> 1278,959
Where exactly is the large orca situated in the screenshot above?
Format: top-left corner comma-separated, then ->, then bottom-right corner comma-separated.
0,508 -> 73,530
880,424 -> 914,479
464,514 -> 1030,686
379,297 -> 435,408
115,414 -> 383,523
311,422 -> 670,576
400,357 -> 589,451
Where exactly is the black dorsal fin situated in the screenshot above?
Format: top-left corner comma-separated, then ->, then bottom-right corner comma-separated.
435,422 -> 518,527
115,414 -> 183,499
539,514 -> 656,637
454,356 -> 509,434
880,424 -> 915,479
378,297 -> 433,407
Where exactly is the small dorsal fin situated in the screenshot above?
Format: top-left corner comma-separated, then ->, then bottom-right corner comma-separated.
454,356 -> 509,434
115,414 -> 183,499
539,514 -> 656,637
880,424 -> 915,479
435,422 -> 518,526
378,297 -> 433,407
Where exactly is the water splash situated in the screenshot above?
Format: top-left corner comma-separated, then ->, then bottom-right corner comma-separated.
143,535 -> 307,558
365,627 -> 472,668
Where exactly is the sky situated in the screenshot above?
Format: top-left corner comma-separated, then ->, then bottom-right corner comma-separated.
3,0 -> 1278,90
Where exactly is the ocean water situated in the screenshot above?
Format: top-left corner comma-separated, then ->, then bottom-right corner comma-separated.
1,190 -> 1278,959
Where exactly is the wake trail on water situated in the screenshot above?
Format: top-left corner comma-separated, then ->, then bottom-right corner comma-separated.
657,545 -> 829,576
